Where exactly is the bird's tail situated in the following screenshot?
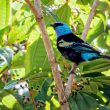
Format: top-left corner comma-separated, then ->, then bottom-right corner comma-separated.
101,55 -> 110,59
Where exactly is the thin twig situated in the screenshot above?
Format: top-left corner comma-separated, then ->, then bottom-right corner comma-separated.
29,91 -> 37,110
65,63 -> 77,97
25,0 -> 70,109
81,0 -> 99,40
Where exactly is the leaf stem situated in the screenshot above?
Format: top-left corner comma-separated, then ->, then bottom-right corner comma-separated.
81,0 -> 99,40
29,90 -> 38,110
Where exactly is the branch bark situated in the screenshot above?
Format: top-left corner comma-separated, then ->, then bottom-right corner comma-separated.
65,63 -> 77,97
65,0 -> 99,98
25,0 -> 70,109
81,0 -> 99,40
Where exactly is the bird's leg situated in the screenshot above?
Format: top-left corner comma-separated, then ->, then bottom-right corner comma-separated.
69,66 -> 75,75
69,63 -> 77,75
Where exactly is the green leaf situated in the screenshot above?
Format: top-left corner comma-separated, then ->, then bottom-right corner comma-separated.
41,0 -> 54,5
96,11 -> 106,30
0,47 -> 13,68
24,37 -> 50,78
0,81 -> 5,89
34,78 -> 60,110
78,58 -> 110,74
90,82 -> 98,94
93,76 -> 110,86
96,33 -> 110,50
79,76 -> 110,94
11,52 -> 25,69
8,19 -> 35,44
80,92 -> 98,109
0,0 -> 10,30
97,1 -> 109,11
99,106 -> 110,110
75,92 -> 88,110
86,21 -> 104,43
69,92 -> 99,110
4,80 -> 18,90
76,0 -> 93,5
82,85 -> 93,93
0,90 -> 23,110
69,97 -> 79,110
11,1 -> 23,10
44,13 -> 57,26
43,6 -> 60,23
100,85 -> 110,102
56,3 -> 71,24
75,17 -> 84,35
35,78 -> 52,101
0,27 -> 9,44
106,34 -> 110,46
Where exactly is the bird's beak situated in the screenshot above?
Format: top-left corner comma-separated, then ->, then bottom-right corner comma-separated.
50,24 -> 55,27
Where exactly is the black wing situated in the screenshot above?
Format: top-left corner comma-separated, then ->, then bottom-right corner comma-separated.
57,33 -> 100,54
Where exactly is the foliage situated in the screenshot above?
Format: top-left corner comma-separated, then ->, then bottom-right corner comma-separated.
0,0 -> 110,110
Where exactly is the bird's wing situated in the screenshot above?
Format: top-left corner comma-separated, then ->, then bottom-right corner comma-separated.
58,39 -> 100,53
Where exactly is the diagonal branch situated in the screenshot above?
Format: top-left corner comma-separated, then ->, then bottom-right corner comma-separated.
65,0 -> 99,98
25,0 -> 70,109
65,63 -> 77,97
81,0 -> 99,40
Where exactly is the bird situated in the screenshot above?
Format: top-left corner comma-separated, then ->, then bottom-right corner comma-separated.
51,22 -> 110,65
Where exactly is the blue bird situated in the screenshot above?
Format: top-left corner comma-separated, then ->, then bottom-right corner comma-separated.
51,22 -> 110,65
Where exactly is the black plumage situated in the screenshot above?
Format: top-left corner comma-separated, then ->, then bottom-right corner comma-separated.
57,33 -> 101,65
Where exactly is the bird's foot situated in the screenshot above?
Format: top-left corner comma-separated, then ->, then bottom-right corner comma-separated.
69,63 -> 77,75
69,69 -> 75,75
60,99 -> 67,105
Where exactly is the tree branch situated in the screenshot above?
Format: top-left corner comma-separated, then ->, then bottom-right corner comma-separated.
65,63 -> 77,97
81,0 -> 99,40
25,0 -> 70,109
65,0 -> 99,98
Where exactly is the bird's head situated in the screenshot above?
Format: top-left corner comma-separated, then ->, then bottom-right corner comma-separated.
51,22 -> 72,38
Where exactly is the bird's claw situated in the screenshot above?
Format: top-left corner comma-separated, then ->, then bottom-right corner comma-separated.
69,69 -> 75,75
60,99 -> 67,105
